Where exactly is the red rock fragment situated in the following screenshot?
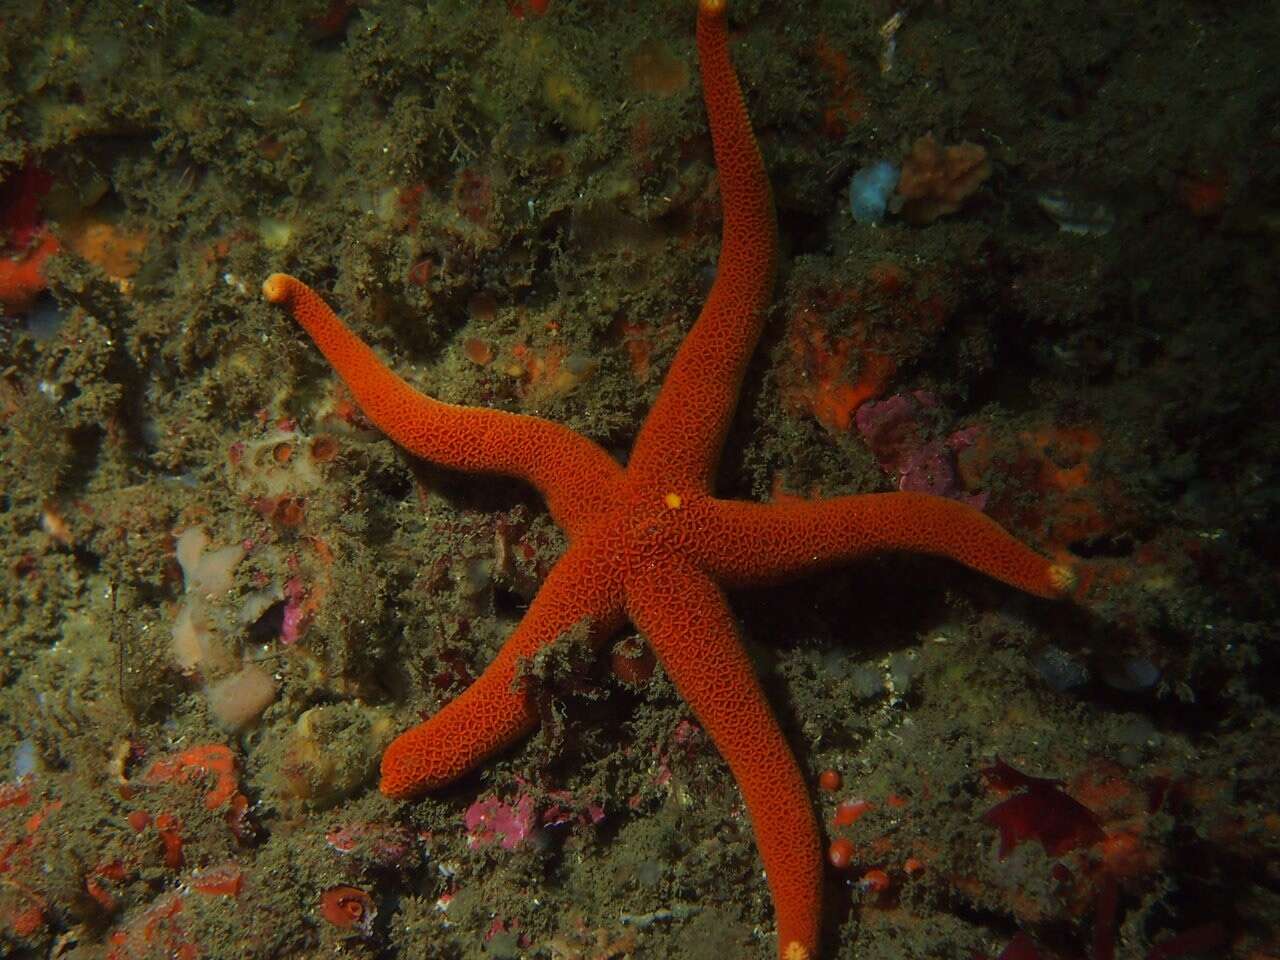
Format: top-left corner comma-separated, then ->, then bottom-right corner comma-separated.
982,757 -> 1063,794
981,759 -> 1104,860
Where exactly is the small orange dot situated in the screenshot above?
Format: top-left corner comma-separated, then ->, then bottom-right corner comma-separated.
818,769 -> 842,792
859,867 -> 890,893
827,838 -> 855,869
833,798 -> 872,826
663,492 -> 682,509
463,337 -> 495,366
309,435 -> 339,463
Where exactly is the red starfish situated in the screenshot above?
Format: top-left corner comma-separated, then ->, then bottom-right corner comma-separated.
264,2 -> 1074,956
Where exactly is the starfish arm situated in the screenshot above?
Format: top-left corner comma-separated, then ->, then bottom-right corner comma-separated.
628,0 -> 776,494
693,493 -> 1076,599
380,539 -> 626,800
263,274 -> 624,535
626,556 -> 821,960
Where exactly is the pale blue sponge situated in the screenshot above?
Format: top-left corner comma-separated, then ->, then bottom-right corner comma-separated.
848,160 -> 900,225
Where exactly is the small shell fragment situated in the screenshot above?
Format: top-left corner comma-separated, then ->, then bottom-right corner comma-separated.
1036,188 -> 1115,236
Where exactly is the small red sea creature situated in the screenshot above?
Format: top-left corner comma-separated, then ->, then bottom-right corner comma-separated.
154,813 -> 184,869
827,838 -> 855,869
9,900 -> 47,937
0,230 -> 59,314
106,891 -> 195,960
190,862 -> 243,897
833,798 -> 873,827
143,743 -> 239,809
0,781 -> 32,809
85,860 -> 129,913
609,635 -> 656,686
858,867 -> 890,895
224,791 -> 263,844
320,885 -> 376,933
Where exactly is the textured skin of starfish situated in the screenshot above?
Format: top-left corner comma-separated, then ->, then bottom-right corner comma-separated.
264,2 -> 1074,957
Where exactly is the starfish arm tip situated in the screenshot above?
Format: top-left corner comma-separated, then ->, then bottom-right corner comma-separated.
377,774 -> 419,802
699,0 -> 726,15
378,735 -> 436,801
262,273 -> 291,303
1048,562 -> 1078,595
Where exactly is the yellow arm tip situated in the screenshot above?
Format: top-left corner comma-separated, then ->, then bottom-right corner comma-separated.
1048,562 -> 1078,595
262,273 -> 292,304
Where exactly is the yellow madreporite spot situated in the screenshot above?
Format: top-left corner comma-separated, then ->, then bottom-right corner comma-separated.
783,942 -> 810,960
664,492 -> 683,510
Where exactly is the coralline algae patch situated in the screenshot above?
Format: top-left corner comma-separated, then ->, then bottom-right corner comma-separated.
776,262 -> 949,434
855,391 -> 989,508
